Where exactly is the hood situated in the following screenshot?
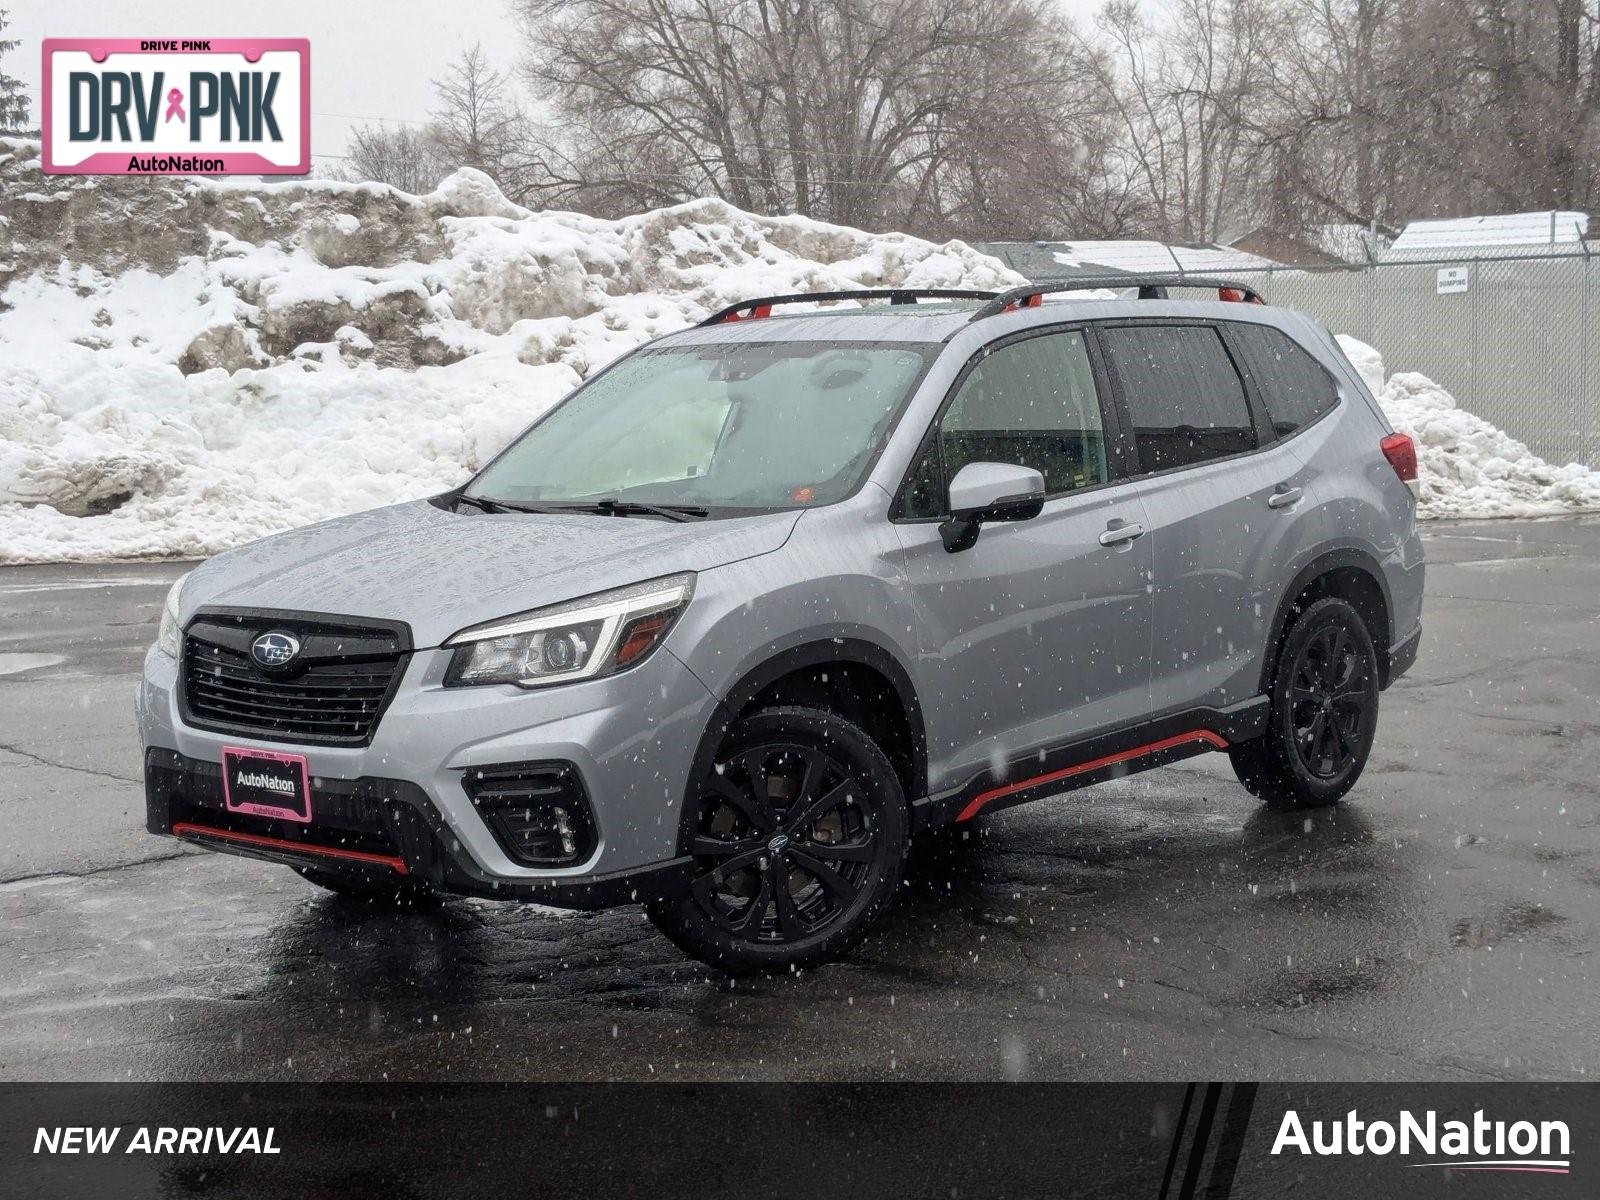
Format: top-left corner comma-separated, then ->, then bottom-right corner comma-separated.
182,499 -> 800,647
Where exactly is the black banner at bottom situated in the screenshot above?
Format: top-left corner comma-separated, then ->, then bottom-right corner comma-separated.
2,1083 -> 1593,1198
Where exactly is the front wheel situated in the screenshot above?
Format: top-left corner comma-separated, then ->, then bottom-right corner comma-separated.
1230,596 -> 1380,809
647,706 -> 907,975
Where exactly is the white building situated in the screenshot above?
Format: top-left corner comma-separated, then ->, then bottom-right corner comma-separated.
1383,211 -> 1590,260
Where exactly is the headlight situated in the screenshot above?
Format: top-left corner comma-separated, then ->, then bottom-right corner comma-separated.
444,573 -> 694,688
156,571 -> 192,658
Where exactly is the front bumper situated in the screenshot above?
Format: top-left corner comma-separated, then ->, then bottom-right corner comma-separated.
144,748 -> 693,907
138,635 -> 716,900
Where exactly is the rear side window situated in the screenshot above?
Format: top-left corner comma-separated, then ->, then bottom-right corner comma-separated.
901,330 -> 1109,518
1099,326 -> 1256,473
1228,323 -> 1341,437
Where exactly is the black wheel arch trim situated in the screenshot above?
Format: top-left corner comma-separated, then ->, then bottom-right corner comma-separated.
1387,622 -> 1422,684
676,636 -> 928,856
1260,545 -> 1396,694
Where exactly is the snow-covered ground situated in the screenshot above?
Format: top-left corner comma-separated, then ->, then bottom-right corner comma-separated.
2,136 -> 1598,563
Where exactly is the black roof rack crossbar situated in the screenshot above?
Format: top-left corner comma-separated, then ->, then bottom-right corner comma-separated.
698,288 -> 999,326
968,275 -> 1266,321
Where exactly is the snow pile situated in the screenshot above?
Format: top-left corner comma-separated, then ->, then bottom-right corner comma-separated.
1338,335 -> 1600,520
3,129 -> 1597,564
0,139 -> 1020,562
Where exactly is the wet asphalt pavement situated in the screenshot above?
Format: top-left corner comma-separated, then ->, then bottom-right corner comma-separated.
2,518 -> 1598,1083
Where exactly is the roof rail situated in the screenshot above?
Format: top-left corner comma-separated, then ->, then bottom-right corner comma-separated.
698,288 -> 999,326
968,275 -> 1266,321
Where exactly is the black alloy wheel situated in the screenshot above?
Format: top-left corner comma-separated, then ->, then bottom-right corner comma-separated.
647,707 -> 907,973
1289,622 -> 1372,779
1229,596 -> 1380,809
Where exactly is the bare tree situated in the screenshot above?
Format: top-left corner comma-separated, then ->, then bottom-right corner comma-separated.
511,0 -> 1117,236
338,47 -> 537,199
326,0 -> 1599,243
340,123 -> 453,194
1248,0 -> 1600,233
1418,0 -> 1600,212
430,44 -> 537,199
1089,0 -> 1285,242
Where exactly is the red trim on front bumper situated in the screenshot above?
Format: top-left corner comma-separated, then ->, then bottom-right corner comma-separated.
172,821 -> 409,875
955,730 -> 1229,821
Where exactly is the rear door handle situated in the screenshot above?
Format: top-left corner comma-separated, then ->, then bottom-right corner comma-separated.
1267,486 -> 1303,510
1098,519 -> 1145,546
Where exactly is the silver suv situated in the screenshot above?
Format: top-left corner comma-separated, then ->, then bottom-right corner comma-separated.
139,277 -> 1424,973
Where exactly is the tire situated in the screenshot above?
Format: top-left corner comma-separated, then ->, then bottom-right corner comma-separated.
647,706 -> 908,975
1229,596 -> 1380,810
293,865 -> 436,906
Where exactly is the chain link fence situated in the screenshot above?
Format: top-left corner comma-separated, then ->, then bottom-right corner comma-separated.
1228,253 -> 1597,467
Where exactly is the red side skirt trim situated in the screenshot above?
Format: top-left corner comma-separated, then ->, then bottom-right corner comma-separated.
956,730 -> 1229,822
172,821 -> 409,875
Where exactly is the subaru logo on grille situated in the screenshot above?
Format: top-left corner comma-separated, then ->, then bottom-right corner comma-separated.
251,631 -> 301,669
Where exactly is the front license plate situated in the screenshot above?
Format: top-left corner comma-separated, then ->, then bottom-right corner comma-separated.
221,746 -> 312,823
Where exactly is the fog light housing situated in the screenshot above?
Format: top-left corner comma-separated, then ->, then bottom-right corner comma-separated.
463,762 -> 597,868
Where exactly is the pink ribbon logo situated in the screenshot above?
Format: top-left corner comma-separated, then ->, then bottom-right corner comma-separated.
164,88 -> 185,123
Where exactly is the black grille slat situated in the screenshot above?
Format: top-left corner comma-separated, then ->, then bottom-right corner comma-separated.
190,668 -> 393,694
185,700 -> 376,729
181,611 -> 409,746
199,652 -> 395,676
188,681 -> 382,720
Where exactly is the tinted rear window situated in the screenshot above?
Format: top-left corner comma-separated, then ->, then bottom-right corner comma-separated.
1100,326 -> 1256,472
1229,323 -> 1341,437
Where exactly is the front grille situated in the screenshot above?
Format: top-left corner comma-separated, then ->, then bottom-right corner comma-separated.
463,762 -> 597,867
180,609 -> 410,746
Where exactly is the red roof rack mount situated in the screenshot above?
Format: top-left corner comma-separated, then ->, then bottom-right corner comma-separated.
698,288 -> 998,326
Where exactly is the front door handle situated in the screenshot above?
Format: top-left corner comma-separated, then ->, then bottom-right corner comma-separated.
1267,485 -> 1303,509
1098,519 -> 1145,546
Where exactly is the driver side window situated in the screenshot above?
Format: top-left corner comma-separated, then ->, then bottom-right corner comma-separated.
901,330 -> 1109,518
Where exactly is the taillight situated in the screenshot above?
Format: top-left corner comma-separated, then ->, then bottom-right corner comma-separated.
1380,432 -> 1419,497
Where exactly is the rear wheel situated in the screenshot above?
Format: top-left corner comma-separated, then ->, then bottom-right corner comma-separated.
293,865 -> 435,906
647,706 -> 907,974
1230,596 -> 1380,809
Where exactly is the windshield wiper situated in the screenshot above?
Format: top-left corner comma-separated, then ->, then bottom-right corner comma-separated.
455,494 -> 581,516
577,498 -> 709,522
456,492 -> 708,521
454,493 -> 512,513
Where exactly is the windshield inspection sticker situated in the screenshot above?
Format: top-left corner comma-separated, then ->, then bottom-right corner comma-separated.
42,38 -> 309,174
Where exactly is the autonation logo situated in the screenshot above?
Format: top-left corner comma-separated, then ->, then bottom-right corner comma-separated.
1273,1108 -> 1571,1175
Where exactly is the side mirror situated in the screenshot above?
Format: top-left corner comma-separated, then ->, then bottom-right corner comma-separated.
939,462 -> 1046,553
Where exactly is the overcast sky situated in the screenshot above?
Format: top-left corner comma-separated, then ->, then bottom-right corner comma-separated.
11,0 -> 1108,172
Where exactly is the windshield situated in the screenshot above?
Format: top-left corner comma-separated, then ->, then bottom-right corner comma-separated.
466,340 -> 936,513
